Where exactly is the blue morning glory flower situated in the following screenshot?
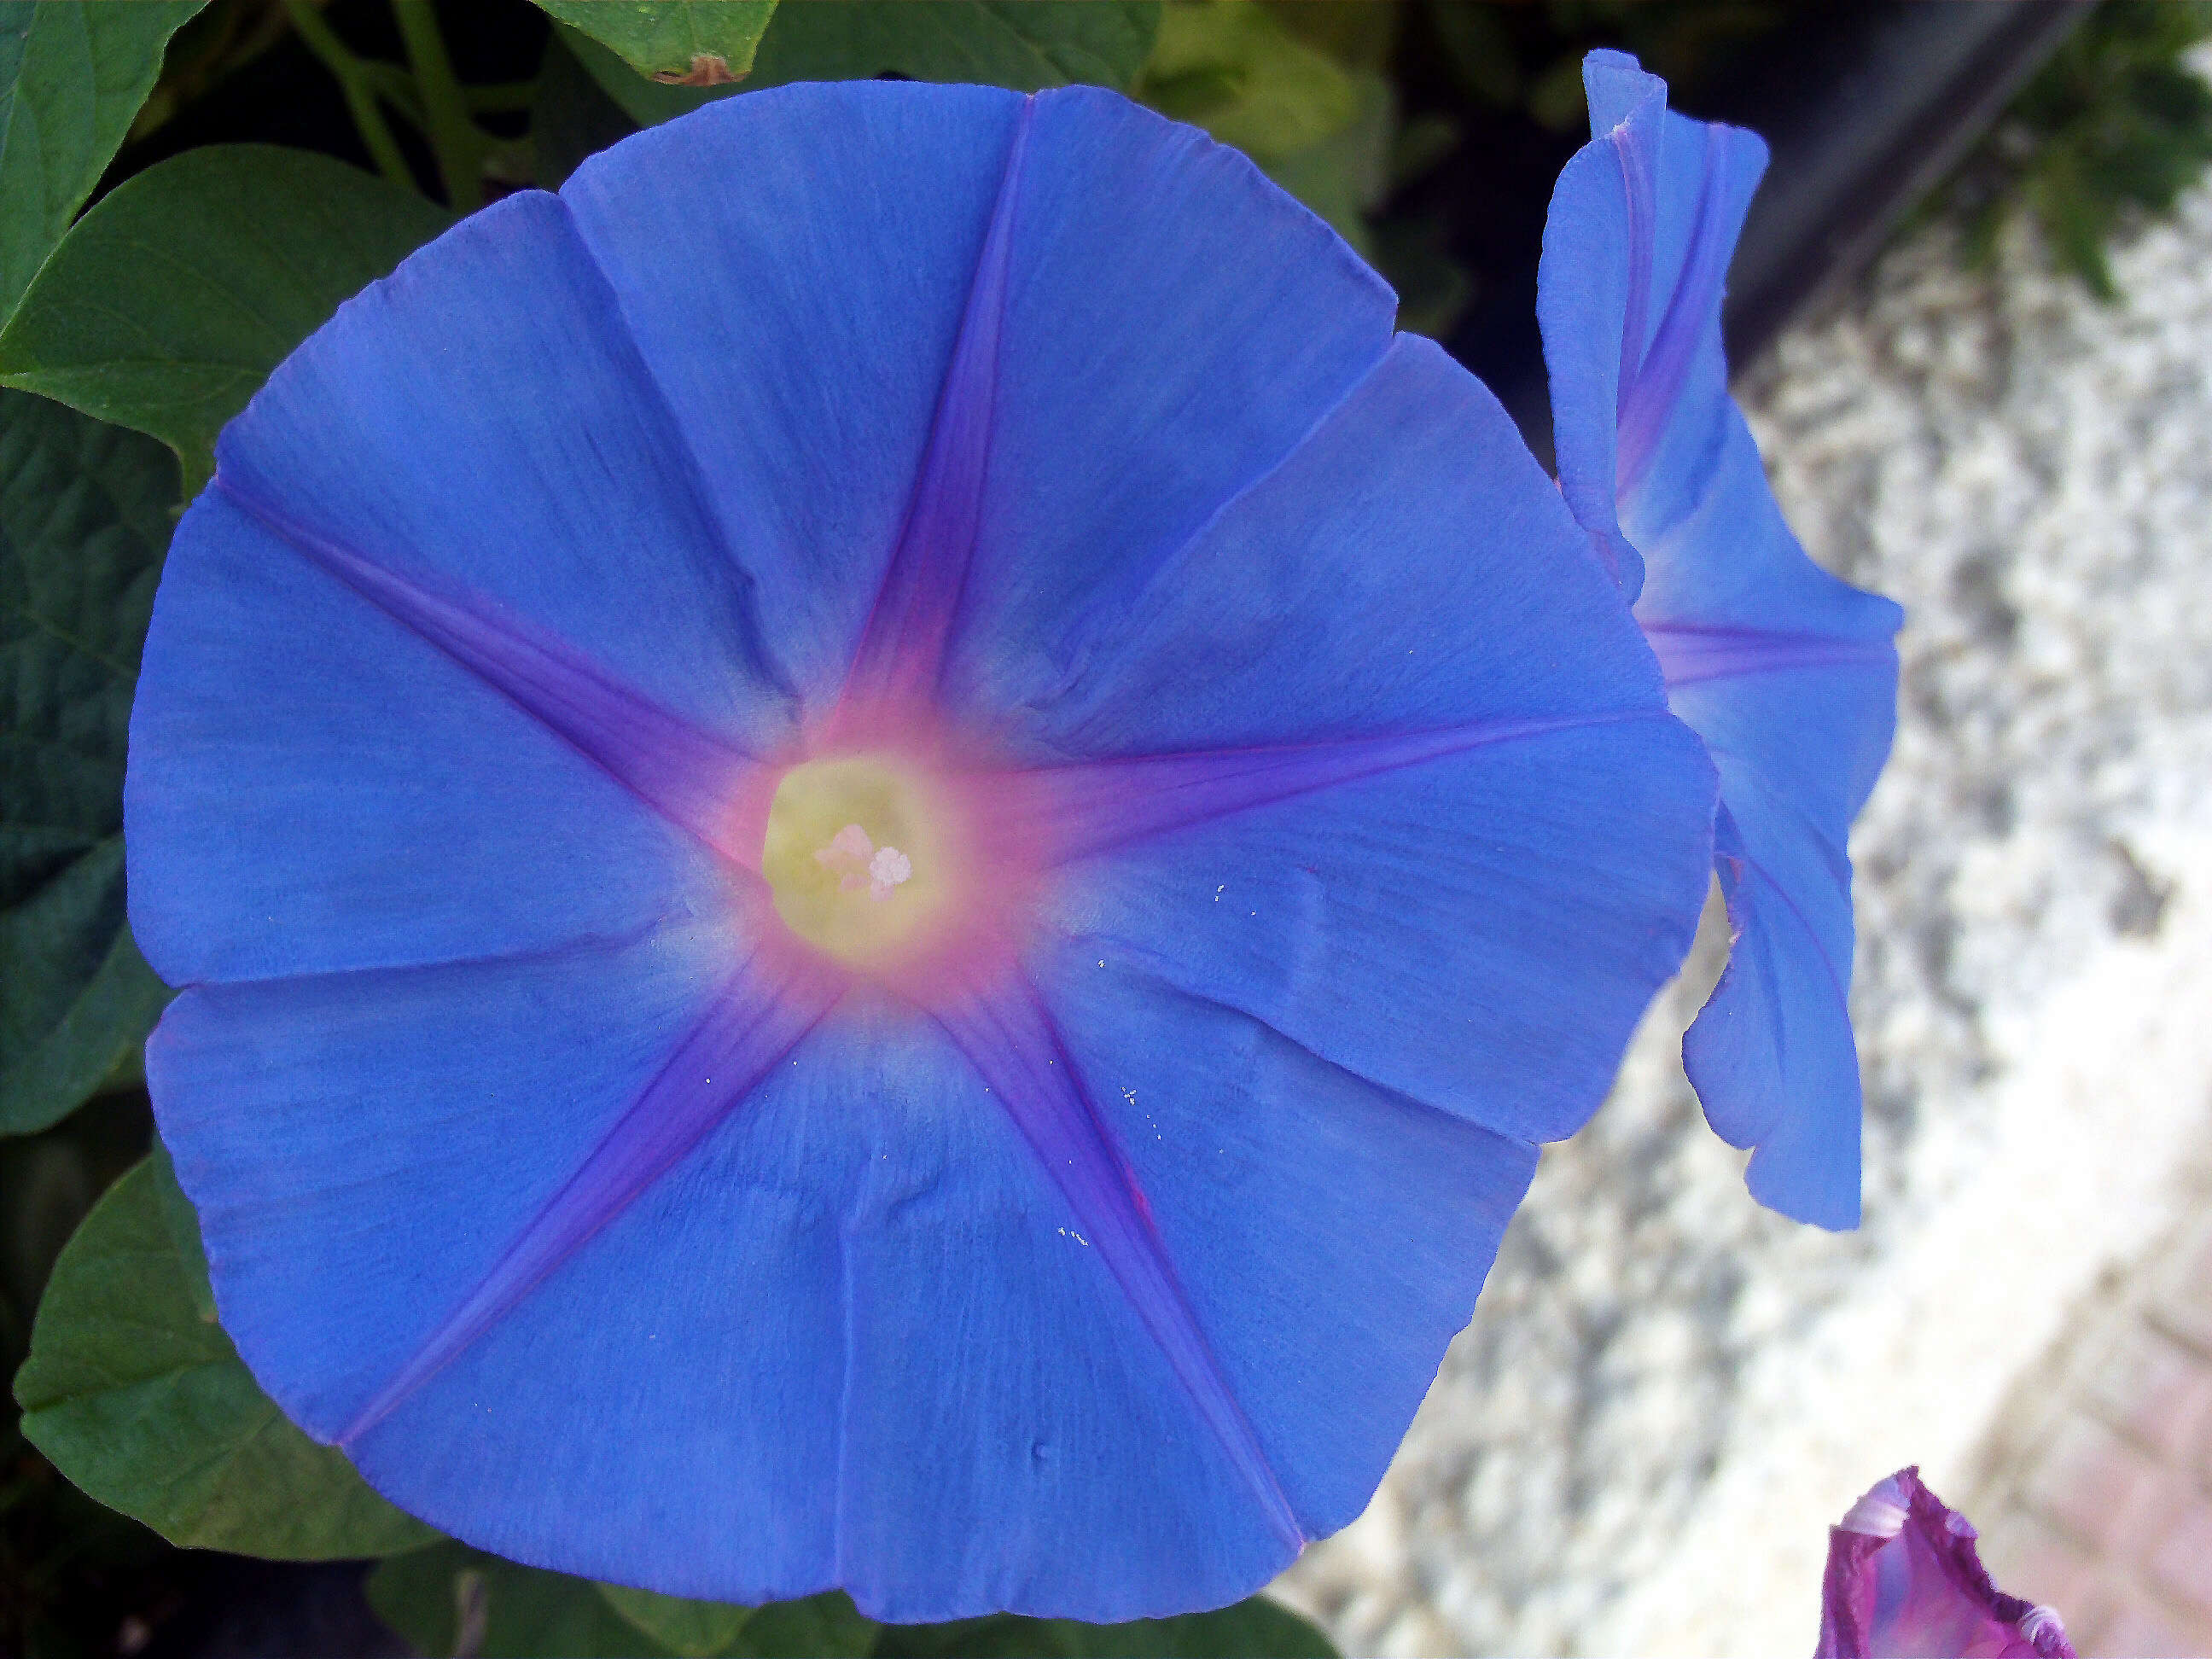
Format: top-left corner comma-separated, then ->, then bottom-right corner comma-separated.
127,82 -> 1716,1621
1538,51 -> 1905,1230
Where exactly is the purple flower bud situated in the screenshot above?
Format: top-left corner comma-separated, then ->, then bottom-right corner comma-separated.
1816,1469 -> 2075,1658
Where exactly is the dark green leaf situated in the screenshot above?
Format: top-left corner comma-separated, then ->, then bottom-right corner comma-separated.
374,1544 -> 678,1659
600,1584 -> 754,1657
1254,67 -> 1394,255
734,1591 -> 876,1657
143,1124 -> 214,1321
0,389 -> 172,1136
870,1598 -> 1338,1658
12,1153 -> 440,1557
563,2 -> 1159,131
0,143 -> 450,496
533,24 -> 640,189
535,0 -> 776,85
1132,1 -> 1359,163
0,1 -> 205,323
748,1 -> 1159,92
599,1580 -> 877,1658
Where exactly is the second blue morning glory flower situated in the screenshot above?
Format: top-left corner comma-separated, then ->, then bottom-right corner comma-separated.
128,81 -> 1717,1620
1539,50 -> 1906,1230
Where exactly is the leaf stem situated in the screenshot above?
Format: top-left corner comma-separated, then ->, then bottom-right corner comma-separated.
390,0 -> 486,212
280,0 -> 416,194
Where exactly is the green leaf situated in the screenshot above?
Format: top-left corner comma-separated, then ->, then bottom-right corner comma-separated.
748,1 -> 1159,92
534,0 -> 777,86
0,1 -> 205,324
0,389 -> 172,1137
11,1152 -> 440,1557
1254,67 -> 1393,255
871,1598 -> 1339,1658
562,2 -> 1159,131
1132,0 -> 1359,163
0,143 -> 450,497
600,1584 -> 753,1658
599,1580 -> 876,1658
375,1544 -> 678,1659
533,24 -> 641,189
735,1592 -> 876,1657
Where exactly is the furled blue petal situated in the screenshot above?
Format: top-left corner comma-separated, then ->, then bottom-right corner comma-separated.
1537,50 -> 1903,1225
559,82 -> 1029,712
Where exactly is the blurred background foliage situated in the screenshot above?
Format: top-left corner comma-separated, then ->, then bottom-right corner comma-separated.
1935,0 -> 2212,299
8,1 -> 2212,1655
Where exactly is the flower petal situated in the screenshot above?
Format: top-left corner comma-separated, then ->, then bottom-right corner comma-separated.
1009,334 -> 1674,754
559,82 -> 1031,711
940,86 -> 1398,724
1817,1469 -> 2077,1659
212,189 -> 795,752
1044,722 -> 1713,1144
127,494 -> 736,987
1539,53 -> 1901,1223
1534,55 -> 1666,596
338,999 -> 1313,1623
1653,416 -> 1900,1226
1039,956 -> 1540,1536
1002,335 -> 1714,1141
147,912 -> 748,1442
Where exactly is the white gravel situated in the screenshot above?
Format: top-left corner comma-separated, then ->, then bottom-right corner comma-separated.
1271,178 -> 2212,1657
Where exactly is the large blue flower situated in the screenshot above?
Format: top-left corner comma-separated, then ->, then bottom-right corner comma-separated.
128,82 -> 1717,1620
1538,52 -> 1904,1230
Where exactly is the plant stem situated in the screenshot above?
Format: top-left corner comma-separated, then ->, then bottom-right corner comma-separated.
280,0 -> 415,193
391,0 -> 485,212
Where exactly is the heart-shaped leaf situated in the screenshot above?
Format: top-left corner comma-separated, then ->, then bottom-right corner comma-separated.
0,388 -> 172,1136
0,143 -> 450,497
559,2 -> 1159,133
870,1598 -> 1339,1657
533,1 -> 777,86
372,1544 -> 685,1659
12,1150 -> 441,1557
0,1 -> 206,323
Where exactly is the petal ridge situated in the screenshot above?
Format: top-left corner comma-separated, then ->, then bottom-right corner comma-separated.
212,475 -> 766,868
1029,339 -> 1394,695
538,191 -> 801,718
932,981 -> 1303,1554
846,96 -> 1035,707
1647,622 -> 1898,690
335,947 -> 842,1444
1027,707 -> 1680,863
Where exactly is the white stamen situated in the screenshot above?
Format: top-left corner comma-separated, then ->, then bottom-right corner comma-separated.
868,845 -> 912,900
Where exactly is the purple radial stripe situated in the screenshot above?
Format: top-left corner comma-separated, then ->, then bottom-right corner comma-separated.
216,478 -> 765,867
843,98 -> 1033,706
1644,621 -> 1895,690
1025,710 -> 1675,864
934,982 -> 1305,1550
1610,114 -> 1659,425
336,949 -> 843,1446
1615,125 -> 1732,496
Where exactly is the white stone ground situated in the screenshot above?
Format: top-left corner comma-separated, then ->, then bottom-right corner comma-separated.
1272,178 -> 2212,1657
